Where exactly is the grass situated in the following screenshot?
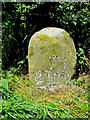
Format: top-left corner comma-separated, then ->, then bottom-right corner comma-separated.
1,69 -> 89,119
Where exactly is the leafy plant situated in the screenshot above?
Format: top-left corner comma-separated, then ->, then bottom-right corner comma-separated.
1,79 -> 8,91
17,55 -> 28,73
77,47 -> 89,73
2,2 -> 90,75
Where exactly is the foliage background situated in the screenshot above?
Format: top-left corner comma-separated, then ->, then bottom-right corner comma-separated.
2,2 -> 90,75
1,2 -> 89,119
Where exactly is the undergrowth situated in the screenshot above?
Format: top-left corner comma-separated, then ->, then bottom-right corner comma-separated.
1,68 -> 89,119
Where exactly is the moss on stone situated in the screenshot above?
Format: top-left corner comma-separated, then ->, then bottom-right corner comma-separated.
28,27 -> 77,90
35,35 -> 53,43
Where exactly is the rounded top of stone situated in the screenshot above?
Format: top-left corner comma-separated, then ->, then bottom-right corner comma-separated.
31,27 -> 66,39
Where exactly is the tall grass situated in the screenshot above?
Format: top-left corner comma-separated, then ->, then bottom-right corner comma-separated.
1,69 -> 88,119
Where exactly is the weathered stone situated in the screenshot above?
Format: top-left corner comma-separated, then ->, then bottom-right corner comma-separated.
28,27 -> 77,90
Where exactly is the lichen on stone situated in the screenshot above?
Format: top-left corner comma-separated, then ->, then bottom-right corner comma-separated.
28,27 -> 77,90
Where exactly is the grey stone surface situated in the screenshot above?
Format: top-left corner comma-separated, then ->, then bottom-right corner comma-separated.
28,27 -> 77,90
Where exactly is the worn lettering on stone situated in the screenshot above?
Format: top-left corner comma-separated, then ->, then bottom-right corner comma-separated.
28,27 -> 77,90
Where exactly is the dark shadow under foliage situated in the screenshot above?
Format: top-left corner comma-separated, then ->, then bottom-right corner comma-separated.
2,2 -> 90,75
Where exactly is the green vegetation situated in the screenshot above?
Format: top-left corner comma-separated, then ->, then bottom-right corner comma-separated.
1,68 -> 89,119
2,2 -> 89,74
1,2 -> 89,119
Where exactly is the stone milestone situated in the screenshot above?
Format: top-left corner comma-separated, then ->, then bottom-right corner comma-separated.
28,27 -> 77,90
